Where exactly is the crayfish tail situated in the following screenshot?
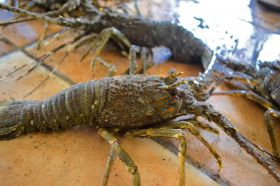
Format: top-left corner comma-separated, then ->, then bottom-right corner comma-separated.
0,101 -> 27,139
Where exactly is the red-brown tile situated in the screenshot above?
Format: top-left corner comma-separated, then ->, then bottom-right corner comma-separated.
0,128 -> 218,186
0,50 -> 69,100
1,19 -> 62,48
0,39 -> 15,56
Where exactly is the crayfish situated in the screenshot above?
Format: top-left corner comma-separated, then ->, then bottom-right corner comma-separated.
1,71 -> 279,184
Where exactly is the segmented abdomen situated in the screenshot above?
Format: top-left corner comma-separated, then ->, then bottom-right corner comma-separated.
21,75 -> 178,133
23,79 -> 110,133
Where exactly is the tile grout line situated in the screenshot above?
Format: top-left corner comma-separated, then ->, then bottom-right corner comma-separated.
0,31 -> 75,85
21,48 -> 76,85
0,29 -> 66,58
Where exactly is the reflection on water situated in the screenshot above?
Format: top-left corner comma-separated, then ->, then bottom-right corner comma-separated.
258,34 -> 280,61
175,0 -> 280,64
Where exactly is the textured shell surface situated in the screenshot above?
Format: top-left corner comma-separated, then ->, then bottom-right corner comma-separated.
95,75 -> 181,129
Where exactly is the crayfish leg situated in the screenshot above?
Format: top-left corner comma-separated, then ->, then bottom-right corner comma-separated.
98,128 -> 140,186
126,128 -> 186,186
264,109 -> 280,161
213,89 -> 280,160
184,122 -> 222,172
94,57 -> 117,77
128,45 -> 140,75
138,47 -> 152,74
36,20 -> 49,50
189,101 -> 280,181
80,27 -> 153,76
192,120 -> 219,134
213,90 -> 275,110
158,120 -> 222,172
89,27 -> 131,70
123,45 -> 154,75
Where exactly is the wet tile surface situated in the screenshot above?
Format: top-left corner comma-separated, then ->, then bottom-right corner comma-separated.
0,0 -> 280,186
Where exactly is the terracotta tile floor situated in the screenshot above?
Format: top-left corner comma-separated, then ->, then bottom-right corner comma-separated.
0,0 -> 280,185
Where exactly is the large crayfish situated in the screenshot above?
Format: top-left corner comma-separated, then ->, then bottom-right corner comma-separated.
1,72 -> 279,185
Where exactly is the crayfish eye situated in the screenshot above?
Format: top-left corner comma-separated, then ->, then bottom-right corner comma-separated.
166,88 -> 177,98
166,86 -> 187,100
165,84 -> 187,99
162,82 -> 187,99
175,87 -> 187,98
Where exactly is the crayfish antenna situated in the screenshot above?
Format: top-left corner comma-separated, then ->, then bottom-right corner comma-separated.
190,55 -> 230,101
